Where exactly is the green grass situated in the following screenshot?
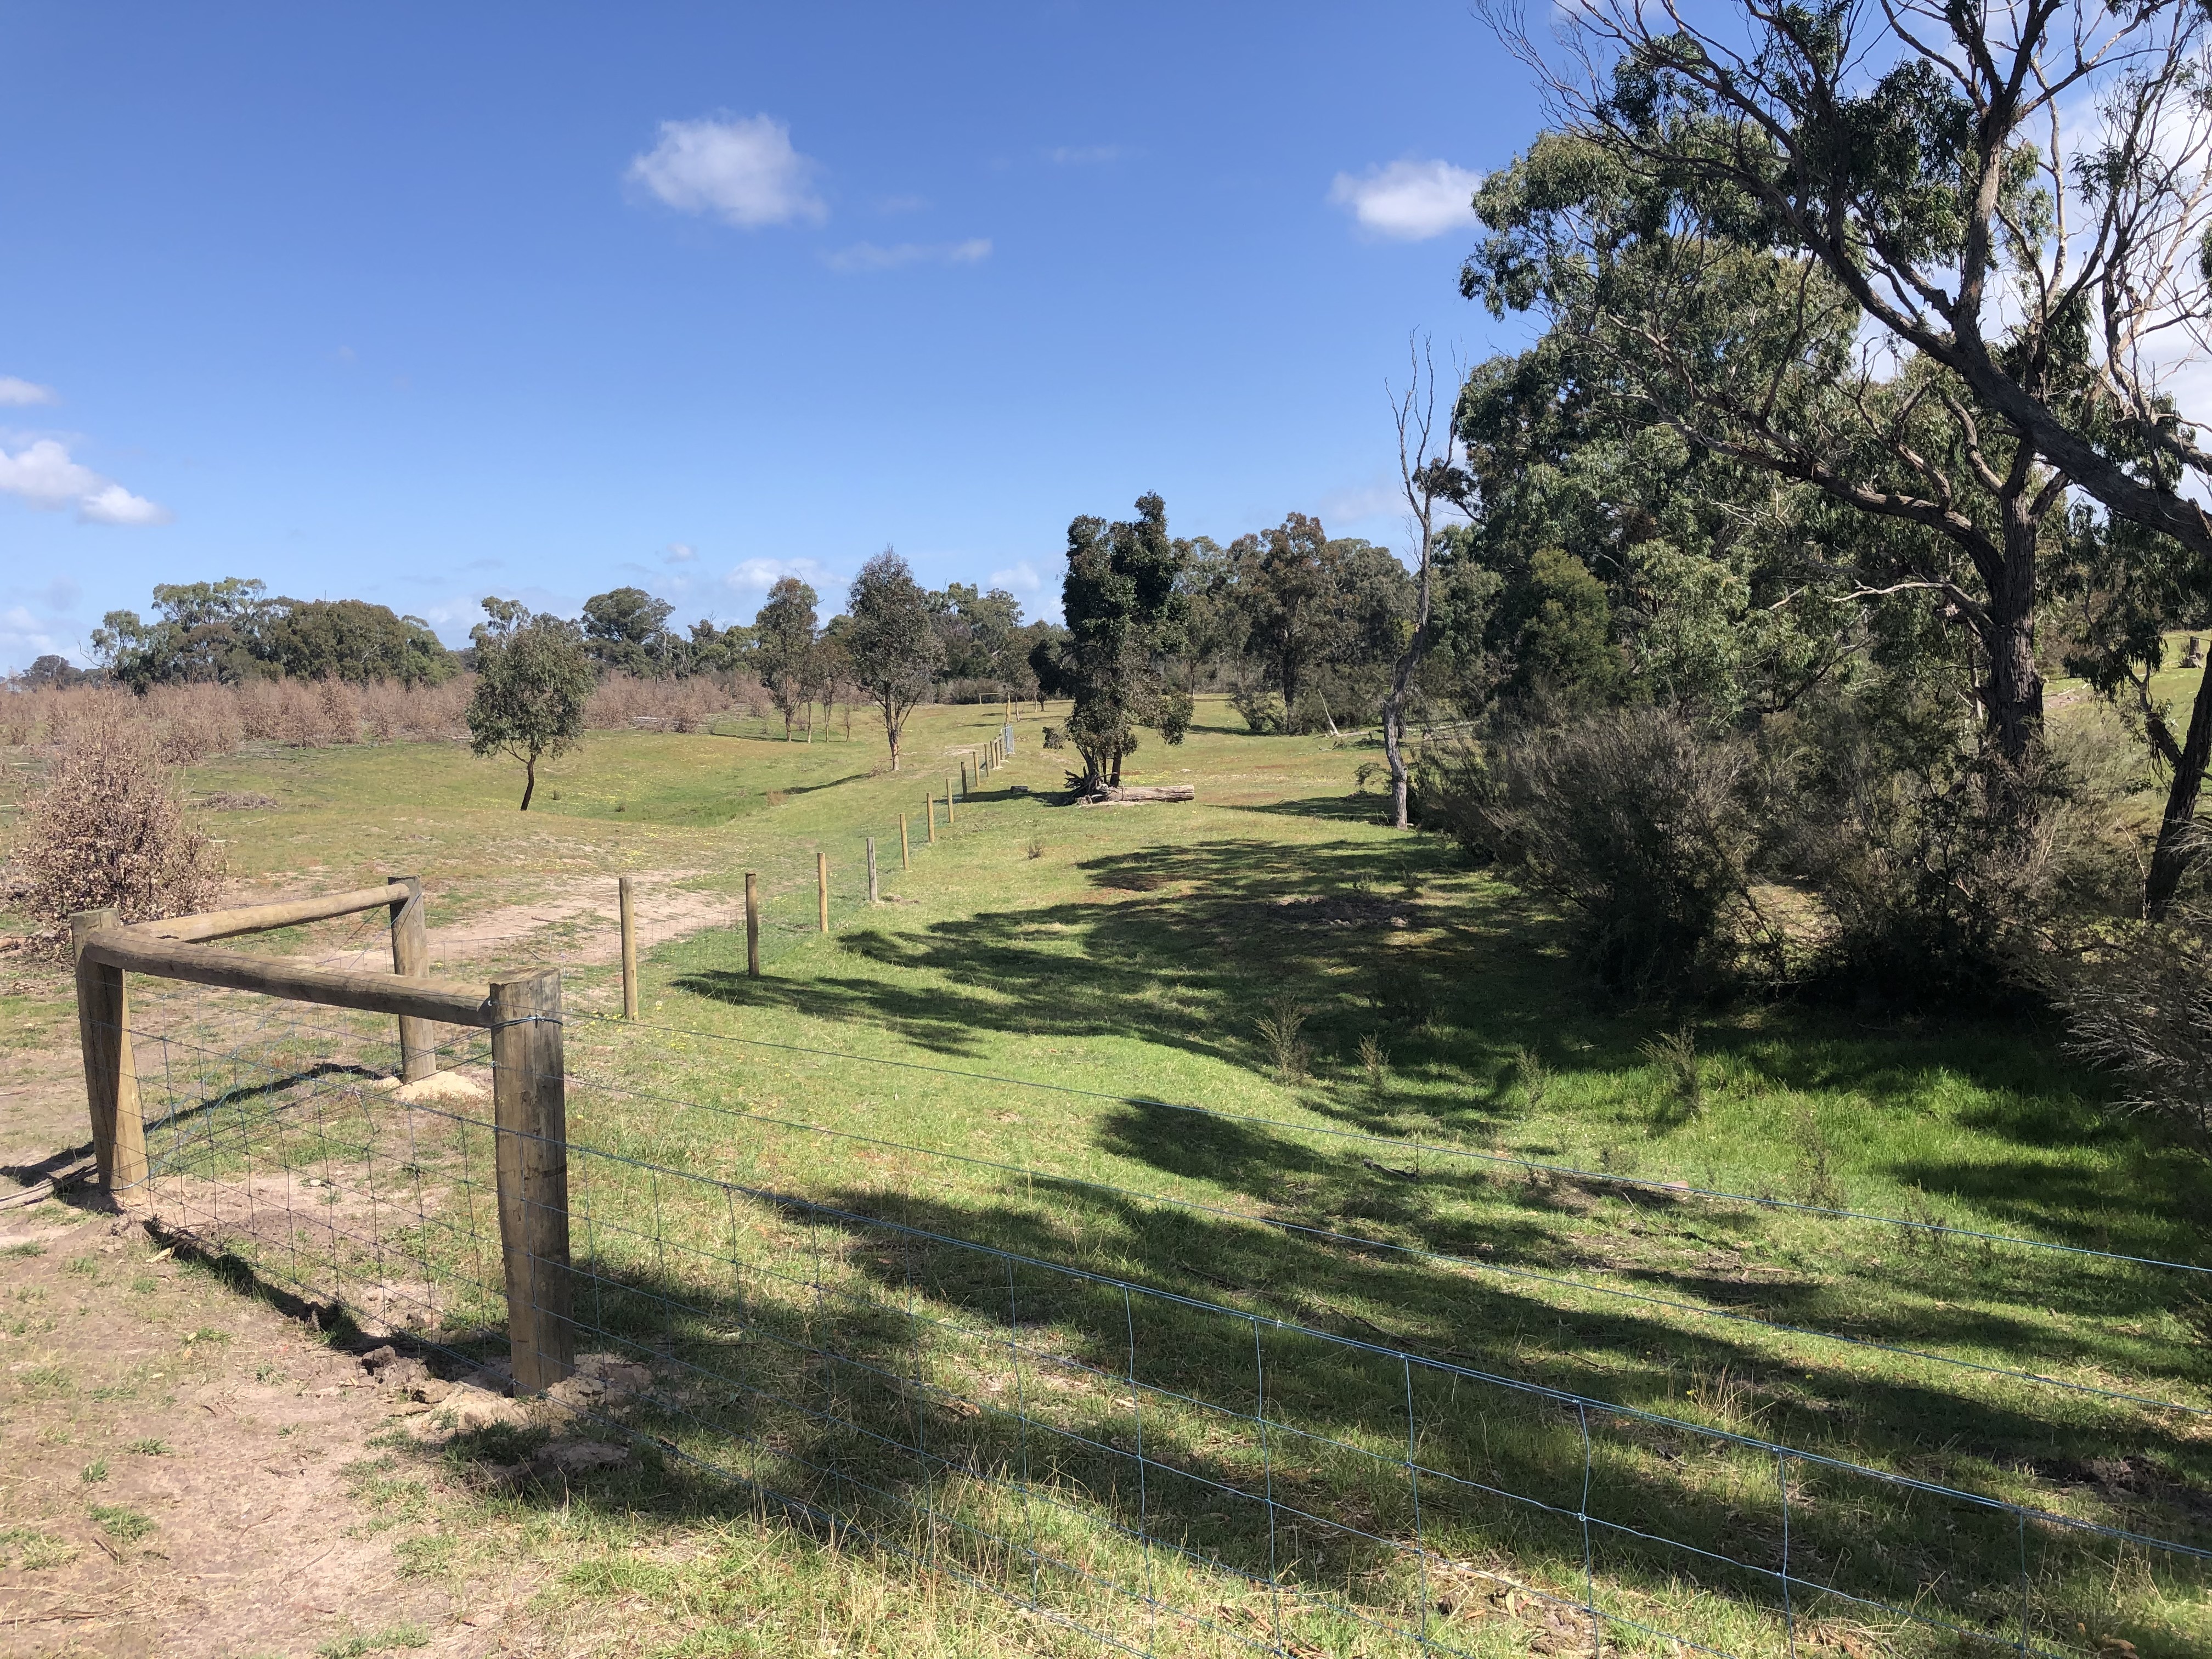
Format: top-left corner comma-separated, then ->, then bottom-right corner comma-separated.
87,1503 -> 155,1543
89,699 -> 2212,1656
313,1624 -> 429,1658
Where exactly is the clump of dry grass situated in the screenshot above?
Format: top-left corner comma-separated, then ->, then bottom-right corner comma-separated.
1255,996 -> 1311,1086
1357,1032 -> 1389,1095
10,712 -> 223,957
1511,1045 -> 1552,1113
1640,1023 -> 1703,1120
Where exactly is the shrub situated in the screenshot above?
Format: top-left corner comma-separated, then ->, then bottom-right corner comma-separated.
1775,693 -> 2137,1005
1231,687 -> 1286,735
12,714 -> 223,956
1152,688 -> 1193,745
1041,725 -> 1066,750
2053,913 -> 2212,1156
1454,706 -> 1778,999
145,684 -> 244,763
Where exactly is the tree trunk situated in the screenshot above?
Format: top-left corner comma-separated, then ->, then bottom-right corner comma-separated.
1381,564 -> 1437,832
1984,501 -> 2044,766
2146,665 -> 2212,918
520,755 -> 537,812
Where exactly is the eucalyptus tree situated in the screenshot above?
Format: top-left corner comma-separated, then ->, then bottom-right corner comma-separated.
845,551 -> 942,769
1483,0 -> 2212,910
752,577 -> 820,740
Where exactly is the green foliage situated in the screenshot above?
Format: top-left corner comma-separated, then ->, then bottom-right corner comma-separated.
1152,687 -> 1193,745
752,578 -> 820,739
92,577 -> 273,689
259,598 -> 454,685
1458,706 -> 1776,998
1039,494 -> 1188,790
1506,548 -> 1623,702
581,587 -> 680,676
91,578 -> 456,689
845,551 -> 943,769
1229,687 -> 1285,735
465,598 -> 595,811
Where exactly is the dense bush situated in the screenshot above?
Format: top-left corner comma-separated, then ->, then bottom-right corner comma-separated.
1231,687 -> 1286,734
1450,706 -> 1779,998
11,713 -> 223,957
1773,693 -> 2138,1005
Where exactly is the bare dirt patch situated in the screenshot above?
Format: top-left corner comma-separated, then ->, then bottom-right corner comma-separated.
418,869 -> 738,969
0,1201 -> 551,1657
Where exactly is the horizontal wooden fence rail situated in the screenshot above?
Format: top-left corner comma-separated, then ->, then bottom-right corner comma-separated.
76,931 -> 492,1026
131,880 -> 416,944
67,878 -> 573,1395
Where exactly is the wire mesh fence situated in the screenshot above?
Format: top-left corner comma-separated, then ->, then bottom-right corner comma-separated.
86,943 -> 2212,1658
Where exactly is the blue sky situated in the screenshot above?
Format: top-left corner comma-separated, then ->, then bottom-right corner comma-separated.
0,1 -> 1543,670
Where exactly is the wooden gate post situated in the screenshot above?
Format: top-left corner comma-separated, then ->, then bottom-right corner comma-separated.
70,909 -> 148,1196
388,876 -> 436,1081
746,872 -> 760,979
618,876 -> 638,1020
489,967 -> 573,1393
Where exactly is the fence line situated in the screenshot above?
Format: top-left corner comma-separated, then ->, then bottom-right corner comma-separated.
104,1000 -> 2212,1659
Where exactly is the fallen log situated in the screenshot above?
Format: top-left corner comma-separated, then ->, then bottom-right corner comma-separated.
1079,785 -> 1196,806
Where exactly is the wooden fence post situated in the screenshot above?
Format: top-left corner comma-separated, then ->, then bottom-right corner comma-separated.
388,875 -> 436,1081
900,814 -> 911,871
947,776 -> 957,826
618,876 -> 637,1020
927,796 -> 937,844
867,837 -> 879,904
817,851 -> 830,934
70,908 -> 148,1197
489,968 -> 573,1393
746,872 -> 760,978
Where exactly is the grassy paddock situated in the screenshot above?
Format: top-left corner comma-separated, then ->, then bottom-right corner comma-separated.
53,699 -> 2212,1655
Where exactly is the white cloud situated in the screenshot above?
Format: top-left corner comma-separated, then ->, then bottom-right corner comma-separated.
79,483 -> 170,526
1047,145 -> 1122,165
665,542 -> 697,562
824,238 -> 991,273
723,557 -> 842,602
0,437 -> 170,526
628,114 -> 827,229
0,376 -> 55,406
986,561 -> 1043,597
1328,159 -> 1482,241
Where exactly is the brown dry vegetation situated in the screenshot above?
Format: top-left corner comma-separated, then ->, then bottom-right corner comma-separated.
9,715 -> 222,958
0,672 -> 770,763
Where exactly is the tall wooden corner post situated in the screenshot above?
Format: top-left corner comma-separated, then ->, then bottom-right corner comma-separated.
388,875 -> 437,1082
489,968 -> 574,1392
70,909 -> 148,1197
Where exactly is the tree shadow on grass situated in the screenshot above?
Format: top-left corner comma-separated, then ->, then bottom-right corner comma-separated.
413,1163 -> 2210,1658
